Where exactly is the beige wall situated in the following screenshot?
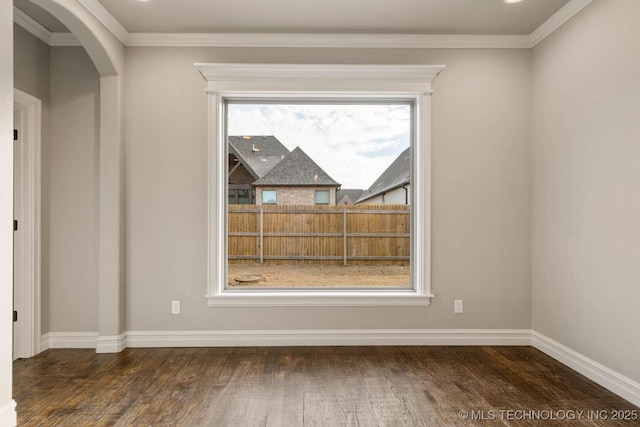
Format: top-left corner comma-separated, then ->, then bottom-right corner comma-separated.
125,46 -> 532,331
532,0 -> 640,382
47,47 -> 100,333
13,25 -> 49,103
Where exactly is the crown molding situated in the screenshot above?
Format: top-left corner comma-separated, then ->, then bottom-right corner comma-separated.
529,0 -> 594,47
13,6 -> 52,45
129,33 -> 531,49
77,0 -> 128,44
14,0 -> 594,49
50,33 -> 82,47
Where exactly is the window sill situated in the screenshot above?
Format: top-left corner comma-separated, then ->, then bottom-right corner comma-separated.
206,289 -> 434,307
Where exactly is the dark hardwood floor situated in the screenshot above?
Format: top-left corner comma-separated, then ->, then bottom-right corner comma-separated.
13,346 -> 639,426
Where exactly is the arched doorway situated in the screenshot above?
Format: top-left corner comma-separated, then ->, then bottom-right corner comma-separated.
25,0 -> 127,353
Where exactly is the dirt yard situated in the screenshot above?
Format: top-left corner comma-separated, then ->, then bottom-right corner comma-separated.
228,263 -> 410,288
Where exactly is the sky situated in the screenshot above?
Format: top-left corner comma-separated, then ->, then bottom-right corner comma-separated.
227,103 -> 410,189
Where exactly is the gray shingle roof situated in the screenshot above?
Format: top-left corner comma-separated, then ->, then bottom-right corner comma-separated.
357,147 -> 410,203
253,146 -> 340,187
229,136 -> 290,179
337,189 -> 364,203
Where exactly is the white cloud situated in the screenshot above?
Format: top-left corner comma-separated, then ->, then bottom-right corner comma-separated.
228,104 -> 410,189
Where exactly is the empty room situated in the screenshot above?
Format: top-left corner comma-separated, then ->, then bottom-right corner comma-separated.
1,0 -> 639,425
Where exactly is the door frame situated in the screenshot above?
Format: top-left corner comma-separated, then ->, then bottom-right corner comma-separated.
13,88 -> 42,359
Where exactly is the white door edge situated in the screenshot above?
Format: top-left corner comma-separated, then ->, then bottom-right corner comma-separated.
13,88 -> 42,359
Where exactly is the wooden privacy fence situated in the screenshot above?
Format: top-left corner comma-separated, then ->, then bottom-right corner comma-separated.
228,204 -> 410,265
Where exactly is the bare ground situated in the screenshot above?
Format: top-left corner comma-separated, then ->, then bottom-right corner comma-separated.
228,263 -> 410,288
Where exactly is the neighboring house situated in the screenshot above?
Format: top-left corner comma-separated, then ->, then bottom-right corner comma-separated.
356,147 -> 411,205
228,135 -> 290,204
336,189 -> 364,205
253,147 -> 341,205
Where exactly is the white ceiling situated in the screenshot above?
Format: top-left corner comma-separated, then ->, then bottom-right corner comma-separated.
96,0 -> 569,35
14,0 -> 571,36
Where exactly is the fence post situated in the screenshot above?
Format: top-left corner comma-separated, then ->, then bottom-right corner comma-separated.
260,208 -> 264,264
343,209 -> 348,266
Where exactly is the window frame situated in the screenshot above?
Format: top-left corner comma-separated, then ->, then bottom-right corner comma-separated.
195,63 -> 443,307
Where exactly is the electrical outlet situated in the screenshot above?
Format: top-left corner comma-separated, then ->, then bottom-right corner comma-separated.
454,299 -> 463,314
171,300 -> 180,314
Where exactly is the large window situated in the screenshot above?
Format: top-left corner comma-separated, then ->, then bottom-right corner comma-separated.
195,63 -> 443,306
226,100 -> 412,291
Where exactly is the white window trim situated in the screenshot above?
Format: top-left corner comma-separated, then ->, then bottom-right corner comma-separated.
195,63 -> 444,307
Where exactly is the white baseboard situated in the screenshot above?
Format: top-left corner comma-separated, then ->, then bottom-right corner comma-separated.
40,333 -> 50,352
96,334 -> 126,354
43,332 -> 125,352
47,332 -> 98,349
532,331 -> 640,407
42,328 -> 531,349
125,328 -> 532,347
0,400 -> 17,427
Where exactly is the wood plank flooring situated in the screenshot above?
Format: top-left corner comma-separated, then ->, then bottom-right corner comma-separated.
13,346 -> 639,426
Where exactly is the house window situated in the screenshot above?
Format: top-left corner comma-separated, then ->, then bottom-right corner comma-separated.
195,63 -> 443,306
262,190 -> 277,204
228,188 -> 253,204
238,189 -> 251,205
315,190 -> 330,205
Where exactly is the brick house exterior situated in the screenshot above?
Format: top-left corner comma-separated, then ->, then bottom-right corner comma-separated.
253,146 -> 340,205
228,136 -> 290,204
256,186 -> 338,206
229,136 -> 340,205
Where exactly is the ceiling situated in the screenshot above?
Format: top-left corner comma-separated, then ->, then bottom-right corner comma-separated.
15,0 -> 570,36
98,0 -> 569,34
14,0 -> 68,32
